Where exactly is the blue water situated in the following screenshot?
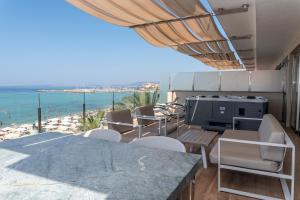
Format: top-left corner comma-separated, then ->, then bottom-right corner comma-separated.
0,87 -> 132,127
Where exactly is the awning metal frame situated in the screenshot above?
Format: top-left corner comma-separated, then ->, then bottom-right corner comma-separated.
171,35 -> 252,46
129,5 -> 249,29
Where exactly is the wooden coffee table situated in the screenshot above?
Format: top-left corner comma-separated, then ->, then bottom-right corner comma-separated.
178,129 -> 218,168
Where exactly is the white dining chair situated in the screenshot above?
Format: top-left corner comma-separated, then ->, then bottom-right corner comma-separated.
130,136 -> 186,152
84,128 -> 122,142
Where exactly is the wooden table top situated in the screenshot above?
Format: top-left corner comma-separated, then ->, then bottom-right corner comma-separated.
177,129 -> 218,147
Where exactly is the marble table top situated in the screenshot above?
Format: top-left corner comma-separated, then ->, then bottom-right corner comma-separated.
0,132 -> 201,200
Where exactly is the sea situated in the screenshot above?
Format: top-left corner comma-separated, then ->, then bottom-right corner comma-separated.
0,86 -> 132,127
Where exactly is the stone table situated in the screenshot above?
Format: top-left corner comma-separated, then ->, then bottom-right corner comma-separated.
0,132 -> 201,200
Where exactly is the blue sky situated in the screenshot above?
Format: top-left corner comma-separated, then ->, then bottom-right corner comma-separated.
0,0 -> 214,86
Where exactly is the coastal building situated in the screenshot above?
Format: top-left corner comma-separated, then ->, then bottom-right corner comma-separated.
0,0 -> 299,200
137,82 -> 160,91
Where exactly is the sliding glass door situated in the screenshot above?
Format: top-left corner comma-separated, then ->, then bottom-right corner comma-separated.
290,54 -> 300,133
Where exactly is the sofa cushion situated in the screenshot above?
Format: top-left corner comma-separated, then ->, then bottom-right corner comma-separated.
209,130 -> 279,172
106,109 -> 133,134
135,105 -> 155,126
258,114 -> 285,162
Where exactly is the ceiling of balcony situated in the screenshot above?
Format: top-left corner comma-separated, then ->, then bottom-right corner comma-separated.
208,0 -> 300,70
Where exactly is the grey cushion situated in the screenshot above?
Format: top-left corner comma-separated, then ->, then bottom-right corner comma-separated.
258,114 -> 285,162
106,109 -> 133,134
209,130 -> 279,172
135,105 -> 155,126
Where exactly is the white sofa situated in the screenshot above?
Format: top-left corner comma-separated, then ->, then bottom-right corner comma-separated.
209,114 -> 295,200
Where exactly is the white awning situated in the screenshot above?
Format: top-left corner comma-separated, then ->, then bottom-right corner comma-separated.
68,0 -> 243,70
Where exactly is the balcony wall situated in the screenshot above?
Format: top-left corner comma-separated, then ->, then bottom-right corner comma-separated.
161,70 -> 285,121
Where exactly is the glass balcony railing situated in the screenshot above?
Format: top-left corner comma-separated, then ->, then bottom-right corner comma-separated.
0,88 -> 160,140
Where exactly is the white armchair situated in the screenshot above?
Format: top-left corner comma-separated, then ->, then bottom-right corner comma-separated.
210,114 -> 295,200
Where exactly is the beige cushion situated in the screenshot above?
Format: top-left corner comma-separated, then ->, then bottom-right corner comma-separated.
209,130 -> 279,172
258,114 -> 285,162
106,110 -> 133,134
135,105 -> 155,126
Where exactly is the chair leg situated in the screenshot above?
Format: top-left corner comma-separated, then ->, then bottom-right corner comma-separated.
218,164 -> 221,192
219,166 -> 294,200
200,146 -> 207,168
281,178 -> 293,200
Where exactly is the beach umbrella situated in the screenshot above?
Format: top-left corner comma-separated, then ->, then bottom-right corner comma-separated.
2,127 -> 12,132
48,121 -> 59,126
63,116 -> 72,120
48,118 -> 60,123
0,131 -> 7,136
72,116 -> 80,120
56,126 -> 69,132
15,127 -> 27,132
61,121 -> 72,126
20,124 -> 32,129
44,124 -> 57,130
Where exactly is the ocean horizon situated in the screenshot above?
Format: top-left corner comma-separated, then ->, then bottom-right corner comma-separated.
0,86 -> 132,127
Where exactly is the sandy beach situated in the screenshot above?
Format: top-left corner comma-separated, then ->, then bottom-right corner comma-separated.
0,110 -> 103,141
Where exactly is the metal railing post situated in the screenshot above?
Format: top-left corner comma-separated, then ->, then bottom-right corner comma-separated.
133,89 -> 136,109
112,91 -> 115,111
37,93 -> 42,133
83,92 -> 86,130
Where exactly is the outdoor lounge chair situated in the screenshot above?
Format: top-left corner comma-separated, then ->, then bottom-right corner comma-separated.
135,105 -> 178,135
209,114 -> 295,200
154,97 -> 186,119
103,109 -> 161,142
